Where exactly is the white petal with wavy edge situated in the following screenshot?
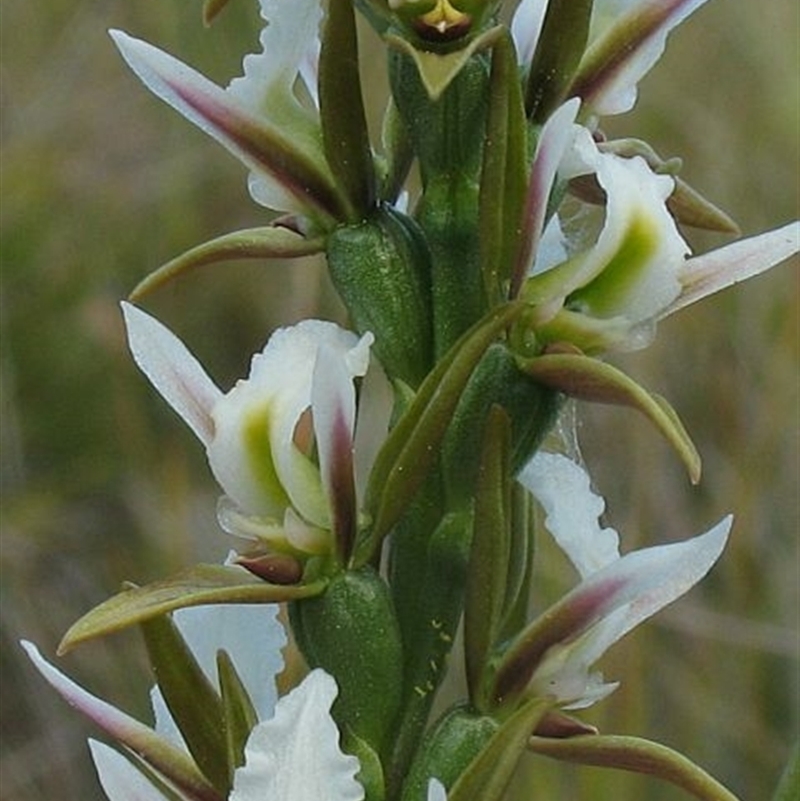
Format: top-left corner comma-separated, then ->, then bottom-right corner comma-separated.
230,669 -> 364,801
518,451 -> 620,578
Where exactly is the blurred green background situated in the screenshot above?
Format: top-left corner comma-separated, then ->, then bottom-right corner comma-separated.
1,1 -> 797,799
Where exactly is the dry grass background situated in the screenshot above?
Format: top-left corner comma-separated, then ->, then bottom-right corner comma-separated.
1,1 -> 797,799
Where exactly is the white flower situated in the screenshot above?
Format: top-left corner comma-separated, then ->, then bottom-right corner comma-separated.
522,115 -> 800,352
22,605 -> 365,801
109,0 -> 342,222
121,302 -> 387,559
514,451 -> 731,709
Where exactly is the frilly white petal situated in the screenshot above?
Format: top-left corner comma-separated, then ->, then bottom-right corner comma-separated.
172,604 -> 286,721
518,452 -> 620,578
228,0 -> 323,114
230,669 -> 364,801
89,740 -> 172,801
121,302 -> 221,446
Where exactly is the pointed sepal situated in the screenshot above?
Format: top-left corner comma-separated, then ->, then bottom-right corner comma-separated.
518,351 -> 701,482
129,227 -> 325,301
217,650 -> 259,777
58,565 -> 327,654
528,733 -> 742,801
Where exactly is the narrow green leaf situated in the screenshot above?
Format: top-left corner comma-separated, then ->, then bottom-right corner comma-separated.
58,565 -> 327,653
529,733 -> 742,801
319,0 -> 376,219
479,33 -> 529,304
216,650 -> 258,776
524,0 -> 594,122
141,614 -> 230,794
519,353 -> 701,482
465,405 -> 512,708
447,697 -> 552,801
363,301 -> 525,551
129,227 -> 325,300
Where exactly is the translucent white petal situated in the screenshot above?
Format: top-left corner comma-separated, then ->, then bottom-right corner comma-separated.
663,221 -> 800,318
89,740 -> 173,801
121,302 -> 221,446
530,516 -> 731,707
511,0 -> 550,67
171,604 -> 286,722
521,98 -> 581,280
518,452 -> 620,578
230,670 -> 364,801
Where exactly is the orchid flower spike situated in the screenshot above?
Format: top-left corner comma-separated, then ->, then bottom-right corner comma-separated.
22,605 -> 365,801
493,451 -> 732,710
121,302 -> 387,564
109,0 -> 347,226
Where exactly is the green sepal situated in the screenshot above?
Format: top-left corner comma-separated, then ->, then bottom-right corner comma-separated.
386,26 -> 504,102
518,352 -> 701,483
140,613 -> 230,794
400,704 -> 499,801
464,405 -> 512,708
128,227 -> 325,301
379,99 -> 415,204
528,733 -> 742,801
569,137 -> 740,234
446,697 -> 552,801
289,566 -> 403,754
524,0 -> 594,122
362,301 -> 525,553
319,0 -> 376,219
327,203 -> 434,389
479,32 -> 529,304
217,650 -> 258,776
58,565 -> 327,654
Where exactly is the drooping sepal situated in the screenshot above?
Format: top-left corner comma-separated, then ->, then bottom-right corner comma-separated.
128,227 -> 325,301
58,565 -> 327,653
528,733 -> 742,801
518,350 -> 701,482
